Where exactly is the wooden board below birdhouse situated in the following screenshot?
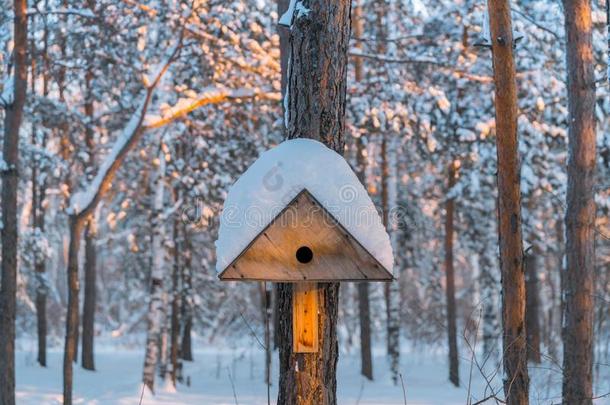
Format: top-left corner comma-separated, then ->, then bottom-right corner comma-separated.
218,189 -> 393,282
293,283 -> 319,352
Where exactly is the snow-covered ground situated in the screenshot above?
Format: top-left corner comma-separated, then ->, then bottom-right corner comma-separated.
15,343 -> 610,404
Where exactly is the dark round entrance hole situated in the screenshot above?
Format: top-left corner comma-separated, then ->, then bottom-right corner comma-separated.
296,246 -> 313,264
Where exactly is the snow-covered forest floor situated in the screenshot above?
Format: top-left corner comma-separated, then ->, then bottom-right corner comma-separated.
15,339 -> 610,404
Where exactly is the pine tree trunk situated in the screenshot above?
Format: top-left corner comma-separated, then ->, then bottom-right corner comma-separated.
0,0 -> 27,403
525,251 -> 541,364
63,216 -> 84,405
278,1 -> 351,403
561,0 -> 596,402
444,161 -> 459,387
81,221 -> 97,370
486,1 -> 529,402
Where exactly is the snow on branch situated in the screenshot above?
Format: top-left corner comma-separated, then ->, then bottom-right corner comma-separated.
143,87 -> 281,129
68,37 -> 183,218
349,49 -> 449,67
26,7 -> 96,18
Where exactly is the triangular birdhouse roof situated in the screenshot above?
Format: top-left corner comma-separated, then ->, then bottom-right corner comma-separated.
215,138 -> 394,279
218,189 -> 393,282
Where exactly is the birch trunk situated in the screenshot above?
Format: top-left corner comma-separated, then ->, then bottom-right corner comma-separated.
142,151 -> 168,392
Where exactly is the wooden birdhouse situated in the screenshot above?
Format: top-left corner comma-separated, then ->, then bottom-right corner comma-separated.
218,189 -> 392,282
216,139 -> 394,353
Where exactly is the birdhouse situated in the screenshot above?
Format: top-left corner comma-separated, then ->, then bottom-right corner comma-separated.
216,139 -> 394,352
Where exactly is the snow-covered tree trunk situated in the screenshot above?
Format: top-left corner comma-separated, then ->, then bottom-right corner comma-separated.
0,0 -> 27,403
278,0 -> 351,403
487,1 -> 529,402
561,0 -> 596,402
143,149 -> 168,392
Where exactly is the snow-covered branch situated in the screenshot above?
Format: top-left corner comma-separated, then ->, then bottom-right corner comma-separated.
349,49 -> 449,67
68,37 -> 183,218
143,87 -> 281,129
26,7 -> 96,18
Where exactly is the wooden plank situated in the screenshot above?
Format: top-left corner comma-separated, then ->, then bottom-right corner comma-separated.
218,189 -> 393,282
292,282 -> 319,353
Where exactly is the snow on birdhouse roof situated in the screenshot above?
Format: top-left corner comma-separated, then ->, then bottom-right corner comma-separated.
215,138 -> 394,274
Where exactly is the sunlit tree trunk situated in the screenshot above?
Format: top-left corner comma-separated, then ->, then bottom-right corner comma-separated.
278,0 -> 351,403
486,0 -> 529,402
561,0 -> 596,402
0,0 -> 27,403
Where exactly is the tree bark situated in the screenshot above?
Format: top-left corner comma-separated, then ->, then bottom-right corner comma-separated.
81,65 -> 97,371
273,0 -> 291,353
170,209 -> 182,386
278,1 -> 351,403
0,0 -> 27,403
525,251 -> 541,364
180,222 -> 193,362
63,216 -> 84,405
142,150 -> 168,392
486,1 -> 529,403
444,161 -> 459,387
356,137 -> 373,381
561,0 -> 596,402
81,221 -> 97,370
31,3 -> 50,367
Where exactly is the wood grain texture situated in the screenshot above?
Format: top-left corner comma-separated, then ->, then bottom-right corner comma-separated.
218,189 -> 392,282
293,283 -> 319,353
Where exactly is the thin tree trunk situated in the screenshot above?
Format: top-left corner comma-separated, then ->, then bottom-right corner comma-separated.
278,1 -> 351,403
170,210 -> 182,386
444,161 -> 459,387
81,65 -> 96,371
31,4 -> 50,367
81,221 -> 96,370
259,282 -> 272,388
561,0 -> 596,402
525,251 -> 541,364
273,0 -> 291,354
63,216 -> 84,405
180,222 -> 193,362
142,151 -> 168,392
353,2 -> 372,380
0,0 -> 27,403
486,1 -> 529,402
